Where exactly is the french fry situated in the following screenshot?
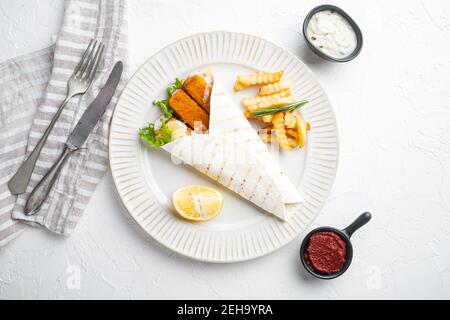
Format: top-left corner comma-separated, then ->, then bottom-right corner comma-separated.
259,127 -> 273,143
261,114 -> 274,123
257,96 -> 296,110
234,71 -> 284,91
272,113 -> 291,150
295,113 -> 310,148
259,79 -> 295,96
285,128 -> 298,139
260,131 -> 272,143
241,89 -> 291,107
245,96 -> 296,111
260,125 -> 273,134
234,81 -> 245,92
284,111 -> 296,128
288,137 -> 298,148
246,105 -> 257,112
244,110 -> 253,118
261,135 -> 271,143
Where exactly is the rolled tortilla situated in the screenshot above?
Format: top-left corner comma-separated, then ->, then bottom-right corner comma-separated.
163,77 -> 303,220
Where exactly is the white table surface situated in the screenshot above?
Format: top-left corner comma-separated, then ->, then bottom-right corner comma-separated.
1,0 -> 450,299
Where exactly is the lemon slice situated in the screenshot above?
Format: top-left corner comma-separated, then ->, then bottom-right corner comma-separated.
172,185 -> 223,221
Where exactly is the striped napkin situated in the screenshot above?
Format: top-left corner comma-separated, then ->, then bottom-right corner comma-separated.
0,0 -> 127,247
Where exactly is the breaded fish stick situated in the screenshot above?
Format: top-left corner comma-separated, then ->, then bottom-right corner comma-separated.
169,89 -> 209,130
183,75 -> 211,113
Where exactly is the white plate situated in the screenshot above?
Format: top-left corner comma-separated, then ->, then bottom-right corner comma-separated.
109,31 -> 339,263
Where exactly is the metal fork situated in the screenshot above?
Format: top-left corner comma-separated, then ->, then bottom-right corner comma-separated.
8,39 -> 105,195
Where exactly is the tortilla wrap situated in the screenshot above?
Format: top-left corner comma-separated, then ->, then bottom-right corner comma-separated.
163,77 -> 303,220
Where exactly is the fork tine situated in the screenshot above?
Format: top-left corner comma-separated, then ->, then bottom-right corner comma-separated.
86,43 -> 104,83
72,39 -> 94,77
78,40 -> 100,78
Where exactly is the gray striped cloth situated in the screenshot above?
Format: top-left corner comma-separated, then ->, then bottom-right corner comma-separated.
0,0 -> 127,247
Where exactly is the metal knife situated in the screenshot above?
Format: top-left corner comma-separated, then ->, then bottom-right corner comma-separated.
24,61 -> 123,215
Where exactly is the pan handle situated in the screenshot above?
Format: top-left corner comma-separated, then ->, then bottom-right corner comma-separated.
342,212 -> 372,238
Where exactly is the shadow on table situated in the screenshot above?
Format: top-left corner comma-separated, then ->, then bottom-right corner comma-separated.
297,262 -> 317,282
294,41 -> 339,72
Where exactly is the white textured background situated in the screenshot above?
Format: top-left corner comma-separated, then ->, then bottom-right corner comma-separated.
1,0 -> 450,299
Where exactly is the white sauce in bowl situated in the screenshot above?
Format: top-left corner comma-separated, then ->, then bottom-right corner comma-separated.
307,10 -> 357,59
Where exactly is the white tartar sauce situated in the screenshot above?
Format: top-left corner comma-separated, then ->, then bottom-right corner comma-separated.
307,10 -> 357,59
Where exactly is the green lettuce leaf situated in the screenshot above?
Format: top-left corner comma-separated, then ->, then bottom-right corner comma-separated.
138,119 -> 172,148
152,77 -> 183,120
140,77 -> 184,148
153,99 -> 172,119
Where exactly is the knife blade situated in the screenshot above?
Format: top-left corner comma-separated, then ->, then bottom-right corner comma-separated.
24,61 -> 123,215
67,61 -> 123,149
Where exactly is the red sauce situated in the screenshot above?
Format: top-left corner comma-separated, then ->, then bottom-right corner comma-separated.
304,231 -> 346,274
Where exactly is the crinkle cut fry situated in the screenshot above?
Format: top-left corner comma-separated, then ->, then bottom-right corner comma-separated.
234,70 -> 283,91
259,78 -> 294,96
272,113 -> 291,150
241,89 -> 291,107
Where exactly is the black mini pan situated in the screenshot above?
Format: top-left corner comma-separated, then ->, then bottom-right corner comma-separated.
302,4 -> 363,62
300,212 -> 372,279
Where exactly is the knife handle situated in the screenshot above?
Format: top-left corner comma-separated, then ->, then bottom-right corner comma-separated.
24,146 -> 75,216
8,96 -> 73,195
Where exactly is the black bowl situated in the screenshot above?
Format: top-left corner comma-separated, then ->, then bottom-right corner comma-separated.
302,4 -> 363,62
300,212 -> 372,279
